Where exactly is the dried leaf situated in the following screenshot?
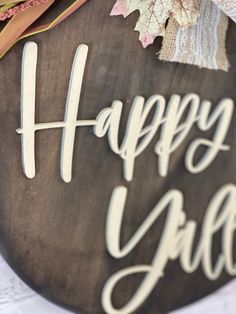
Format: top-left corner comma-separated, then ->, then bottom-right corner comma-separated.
0,0 -> 88,58
111,0 -> 199,47
20,0 -> 88,46
0,0 -> 54,57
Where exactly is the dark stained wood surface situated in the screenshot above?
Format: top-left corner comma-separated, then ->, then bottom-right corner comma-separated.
0,1 -> 235,313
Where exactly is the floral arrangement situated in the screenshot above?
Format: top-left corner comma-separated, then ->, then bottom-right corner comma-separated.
0,0 -> 235,71
111,0 -> 236,71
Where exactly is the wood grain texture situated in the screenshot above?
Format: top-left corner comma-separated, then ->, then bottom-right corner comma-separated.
0,1 -> 235,313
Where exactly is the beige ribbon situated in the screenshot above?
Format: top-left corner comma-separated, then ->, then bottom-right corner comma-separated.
212,0 -> 236,22
160,0 -> 236,71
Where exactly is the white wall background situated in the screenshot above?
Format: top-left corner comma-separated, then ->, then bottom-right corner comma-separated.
1,254 -> 236,314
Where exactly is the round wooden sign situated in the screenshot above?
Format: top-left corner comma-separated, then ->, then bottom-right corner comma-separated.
0,1 -> 235,314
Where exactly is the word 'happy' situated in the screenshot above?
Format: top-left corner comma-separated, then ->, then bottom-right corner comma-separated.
18,42 -> 233,183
